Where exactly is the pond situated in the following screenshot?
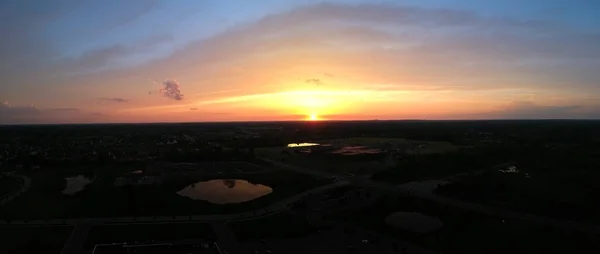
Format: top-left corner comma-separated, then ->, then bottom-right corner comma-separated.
62,175 -> 94,195
177,179 -> 273,204
287,143 -> 320,148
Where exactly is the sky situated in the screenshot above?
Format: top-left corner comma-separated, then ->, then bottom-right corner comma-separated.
1,0 -> 600,124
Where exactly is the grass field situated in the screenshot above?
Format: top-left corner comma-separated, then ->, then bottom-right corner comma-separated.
229,212 -> 319,241
316,137 -> 457,155
0,175 -> 21,197
0,226 -> 73,254
257,137 -> 457,175
436,169 -> 600,224
325,194 -> 600,253
0,173 -> 73,219
0,170 -> 330,220
83,223 -> 215,249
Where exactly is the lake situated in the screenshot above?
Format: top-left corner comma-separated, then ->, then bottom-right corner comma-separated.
177,179 -> 273,204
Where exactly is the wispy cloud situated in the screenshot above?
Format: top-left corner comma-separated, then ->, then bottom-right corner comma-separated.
0,101 -> 94,124
99,97 -> 128,103
494,101 -> 584,119
50,108 -> 80,112
305,78 -> 322,85
198,90 -> 416,105
0,101 -> 39,116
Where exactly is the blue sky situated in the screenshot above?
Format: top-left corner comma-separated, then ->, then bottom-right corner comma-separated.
30,0 -> 600,62
1,0 -> 599,123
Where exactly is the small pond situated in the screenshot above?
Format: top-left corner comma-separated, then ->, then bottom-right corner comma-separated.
287,143 -> 320,148
62,175 -> 94,195
177,179 -> 273,204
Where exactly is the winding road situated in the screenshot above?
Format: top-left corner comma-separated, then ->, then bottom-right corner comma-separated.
0,173 -> 31,206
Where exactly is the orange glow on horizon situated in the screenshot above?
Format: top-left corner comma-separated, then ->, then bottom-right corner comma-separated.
118,88 -> 504,122
307,113 -> 319,121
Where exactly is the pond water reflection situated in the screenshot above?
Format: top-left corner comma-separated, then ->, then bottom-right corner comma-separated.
177,179 -> 273,204
287,143 -> 320,147
62,175 -> 94,195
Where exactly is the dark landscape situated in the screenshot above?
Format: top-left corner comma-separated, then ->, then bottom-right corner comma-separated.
2,120 -> 600,253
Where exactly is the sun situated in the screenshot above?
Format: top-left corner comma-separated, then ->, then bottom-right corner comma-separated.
308,113 -> 319,121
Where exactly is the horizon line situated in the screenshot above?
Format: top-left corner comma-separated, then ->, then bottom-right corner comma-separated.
2,118 -> 600,127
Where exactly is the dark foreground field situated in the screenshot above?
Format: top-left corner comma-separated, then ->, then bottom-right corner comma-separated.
0,170 -> 331,220
0,175 -> 21,197
435,144 -> 600,224
83,223 -> 216,250
229,212 -> 317,241
326,193 -> 600,253
0,226 -> 73,254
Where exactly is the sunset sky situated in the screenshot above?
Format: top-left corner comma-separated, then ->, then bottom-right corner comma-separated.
1,0 -> 599,124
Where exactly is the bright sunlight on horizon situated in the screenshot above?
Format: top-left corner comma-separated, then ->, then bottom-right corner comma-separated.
308,113 -> 320,121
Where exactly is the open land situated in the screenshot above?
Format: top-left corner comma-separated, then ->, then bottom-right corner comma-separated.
0,166 -> 330,220
0,226 -> 73,254
83,223 -> 216,250
325,192 -> 600,253
1,120 -> 600,253
256,137 -> 458,176
0,175 -> 21,197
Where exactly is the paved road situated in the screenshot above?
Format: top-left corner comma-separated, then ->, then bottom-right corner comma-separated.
265,159 -> 600,235
0,173 -> 31,206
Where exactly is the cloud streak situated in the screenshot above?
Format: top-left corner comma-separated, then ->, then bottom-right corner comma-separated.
0,101 -> 93,124
99,97 -> 128,103
127,2 -> 599,96
50,108 -> 80,112
305,78 -> 322,85
494,101 -> 583,119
